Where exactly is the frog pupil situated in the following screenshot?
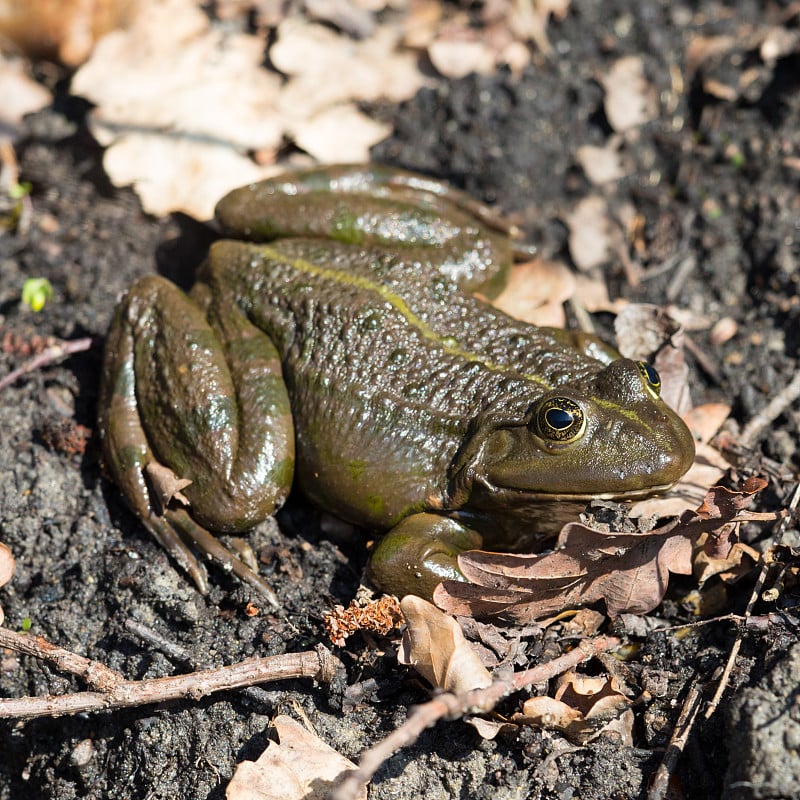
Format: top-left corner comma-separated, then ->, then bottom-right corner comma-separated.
642,362 -> 659,386
545,408 -> 574,430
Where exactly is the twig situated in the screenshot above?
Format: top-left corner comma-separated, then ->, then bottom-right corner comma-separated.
0,626 -> 338,721
334,635 -> 620,800
739,368 -> 800,448
0,337 -> 95,392
704,481 -> 800,720
647,682 -> 705,800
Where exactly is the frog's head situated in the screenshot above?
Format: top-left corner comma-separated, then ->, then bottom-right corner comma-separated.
466,358 -> 696,503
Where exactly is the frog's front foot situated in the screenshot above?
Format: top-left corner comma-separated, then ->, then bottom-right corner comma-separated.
367,513 -> 483,600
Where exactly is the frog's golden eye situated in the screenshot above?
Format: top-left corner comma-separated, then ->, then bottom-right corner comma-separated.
534,397 -> 586,443
637,361 -> 661,398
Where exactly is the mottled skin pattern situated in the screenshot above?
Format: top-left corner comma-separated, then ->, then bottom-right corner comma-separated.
98,164 -> 695,603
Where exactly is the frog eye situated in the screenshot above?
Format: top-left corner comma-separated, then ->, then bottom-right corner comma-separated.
637,361 -> 661,398
534,397 -> 586,443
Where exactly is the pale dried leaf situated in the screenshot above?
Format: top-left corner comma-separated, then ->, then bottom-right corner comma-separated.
685,35 -> 736,78
694,539 -> 759,585
101,135 -> 274,218
145,461 -> 192,511
398,596 -> 492,694
226,715 -> 365,800
521,675 -> 634,745
489,258 -> 575,327
0,0 -> 133,64
0,56 -> 52,140
272,19 -> 425,115
71,0 -> 283,217
0,541 -> 14,588
572,272 -> 628,314
682,402 -> 731,444
576,141 -> 625,185
710,316 -> 738,346
428,37 -> 496,79
760,27 -> 800,63
291,105 -> 391,163
567,196 -> 611,271
602,56 -> 657,132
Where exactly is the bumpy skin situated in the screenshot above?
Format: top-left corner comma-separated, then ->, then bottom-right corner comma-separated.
98,164 -> 696,603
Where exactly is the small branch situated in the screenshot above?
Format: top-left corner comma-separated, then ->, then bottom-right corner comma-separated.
739,369 -> 800,448
704,482 -> 800,720
0,628 -> 122,691
0,626 -> 339,721
334,635 -> 620,800
647,682 -> 705,800
0,337 -> 95,392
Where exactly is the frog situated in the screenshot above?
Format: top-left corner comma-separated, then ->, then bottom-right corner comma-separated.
98,164 -> 696,608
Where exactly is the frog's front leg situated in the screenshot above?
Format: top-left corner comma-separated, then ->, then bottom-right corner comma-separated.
98,275 -> 294,606
367,514 -> 483,600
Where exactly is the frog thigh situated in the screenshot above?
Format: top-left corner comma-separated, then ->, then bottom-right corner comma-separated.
100,275 -> 294,541
368,513 -> 483,601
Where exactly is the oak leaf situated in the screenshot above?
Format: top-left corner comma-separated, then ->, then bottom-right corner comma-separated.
226,715 -> 365,800
398,596 -> 492,694
434,480 -> 777,622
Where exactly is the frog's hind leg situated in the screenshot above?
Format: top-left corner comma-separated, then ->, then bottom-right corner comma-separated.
99,275 -> 294,606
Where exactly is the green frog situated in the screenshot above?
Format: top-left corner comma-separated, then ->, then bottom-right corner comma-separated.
98,164 -> 695,608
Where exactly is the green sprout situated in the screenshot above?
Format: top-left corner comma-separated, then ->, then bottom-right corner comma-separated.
22,277 -> 53,312
20,617 -> 32,632
9,181 -> 32,200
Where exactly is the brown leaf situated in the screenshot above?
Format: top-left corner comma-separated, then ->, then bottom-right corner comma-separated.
517,671 -> 633,744
567,196 -> 611,271
226,715 -> 365,800
434,479 -> 777,621
323,595 -> 403,646
488,257 -> 575,327
0,540 -> 15,627
602,56 -> 658,132
398,596 -> 492,694
145,462 -> 192,513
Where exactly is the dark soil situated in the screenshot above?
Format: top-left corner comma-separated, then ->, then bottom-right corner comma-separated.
2,1 -> 799,798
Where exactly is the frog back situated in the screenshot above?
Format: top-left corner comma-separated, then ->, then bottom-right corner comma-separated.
200,238 -> 601,528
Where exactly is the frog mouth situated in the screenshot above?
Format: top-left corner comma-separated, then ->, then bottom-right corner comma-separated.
476,478 -> 679,504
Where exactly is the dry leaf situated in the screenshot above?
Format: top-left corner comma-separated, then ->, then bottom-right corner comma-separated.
0,55 -> 52,141
272,18 -> 425,119
489,258 -> 575,327
226,715 -> 365,800
572,272 -> 628,314
434,480 -> 776,621
72,5 -> 427,216
682,403 -> 731,445
291,104 -> 391,164
324,595 -> 403,646
72,0 -> 282,217
0,0 -> 133,64
0,540 -> 14,626
398,596 -> 492,694
518,671 -> 633,744
428,36 -> 496,79
145,462 -> 192,512
567,196 -> 611,271
576,140 -> 625,185
602,56 -> 658,132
